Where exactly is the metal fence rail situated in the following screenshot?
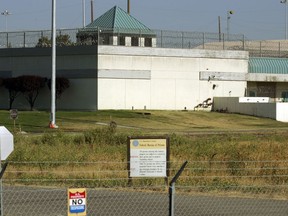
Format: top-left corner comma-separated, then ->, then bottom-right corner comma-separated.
2,160 -> 288,216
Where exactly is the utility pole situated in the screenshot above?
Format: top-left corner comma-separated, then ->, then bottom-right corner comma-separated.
127,0 -> 130,14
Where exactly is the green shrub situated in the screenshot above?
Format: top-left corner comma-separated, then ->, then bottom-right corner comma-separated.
83,126 -> 126,146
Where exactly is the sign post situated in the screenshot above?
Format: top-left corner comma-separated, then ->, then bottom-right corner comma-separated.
9,109 -> 18,131
67,188 -> 87,216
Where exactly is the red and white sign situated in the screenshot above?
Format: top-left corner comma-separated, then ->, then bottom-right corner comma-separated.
68,188 -> 87,216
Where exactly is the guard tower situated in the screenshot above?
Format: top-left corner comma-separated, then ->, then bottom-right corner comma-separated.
77,6 -> 157,47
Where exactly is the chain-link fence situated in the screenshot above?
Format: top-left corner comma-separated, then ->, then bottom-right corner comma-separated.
2,28 -> 288,57
2,28 -> 288,58
0,28 -> 244,49
2,160 -> 288,216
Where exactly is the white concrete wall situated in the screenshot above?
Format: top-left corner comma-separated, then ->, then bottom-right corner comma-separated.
213,97 -> 276,119
213,97 -> 288,122
0,46 -> 248,111
276,103 -> 288,122
98,46 -> 248,110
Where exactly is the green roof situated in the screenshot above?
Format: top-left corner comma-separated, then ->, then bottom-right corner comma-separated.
249,57 -> 288,74
86,6 -> 155,36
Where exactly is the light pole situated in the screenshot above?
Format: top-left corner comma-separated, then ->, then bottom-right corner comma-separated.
82,0 -> 86,27
50,0 -> 58,128
1,10 -> 12,32
281,0 -> 288,40
227,10 -> 234,40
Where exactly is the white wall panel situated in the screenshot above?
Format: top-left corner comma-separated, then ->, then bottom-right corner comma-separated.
213,97 -> 288,121
150,79 -> 176,109
98,79 -> 126,109
125,79 -> 151,110
175,79 -> 197,110
276,103 -> 288,122
98,46 -> 248,110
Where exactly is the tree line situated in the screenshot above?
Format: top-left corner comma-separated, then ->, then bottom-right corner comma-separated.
0,76 -> 70,111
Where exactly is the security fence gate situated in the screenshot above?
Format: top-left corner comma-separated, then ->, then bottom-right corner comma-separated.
2,160 -> 288,216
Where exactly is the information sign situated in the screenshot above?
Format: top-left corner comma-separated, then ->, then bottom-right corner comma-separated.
128,136 -> 169,178
67,188 -> 87,216
9,109 -> 18,120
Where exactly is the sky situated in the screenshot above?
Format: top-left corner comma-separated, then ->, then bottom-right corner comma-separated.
0,0 -> 286,40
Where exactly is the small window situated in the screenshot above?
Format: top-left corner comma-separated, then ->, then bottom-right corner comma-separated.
144,38 -> 152,47
281,91 -> 288,102
102,35 -> 109,45
131,37 -> 139,46
119,36 -> 125,46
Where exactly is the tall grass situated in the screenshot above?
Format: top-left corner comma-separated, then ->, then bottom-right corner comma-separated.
2,110 -> 288,197
9,125 -> 288,163
6,124 -> 288,190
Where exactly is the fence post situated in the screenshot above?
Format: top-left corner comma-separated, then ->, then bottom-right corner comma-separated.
169,161 -> 188,216
182,32 -> 184,49
242,34 -> 245,50
6,33 -> 8,48
169,182 -> 175,216
202,33 -> 205,49
223,33 -> 225,50
161,30 -> 163,48
260,41 -> 262,57
23,32 -> 26,48
0,162 -> 8,216
279,42 -> 281,57
97,27 -> 100,45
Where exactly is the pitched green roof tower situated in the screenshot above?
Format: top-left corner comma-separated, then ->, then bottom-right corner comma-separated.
77,6 -> 156,47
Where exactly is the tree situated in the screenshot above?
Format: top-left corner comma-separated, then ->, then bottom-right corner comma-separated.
47,77 -> 70,99
36,35 -> 74,47
35,36 -> 51,47
56,35 -> 73,47
2,77 -> 22,109
18,75 -> 47,111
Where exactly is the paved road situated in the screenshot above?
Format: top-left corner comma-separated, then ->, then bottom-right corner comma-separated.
3,186 -> 288,216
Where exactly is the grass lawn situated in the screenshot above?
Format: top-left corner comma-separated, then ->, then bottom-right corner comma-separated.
0,109 -> 287,134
